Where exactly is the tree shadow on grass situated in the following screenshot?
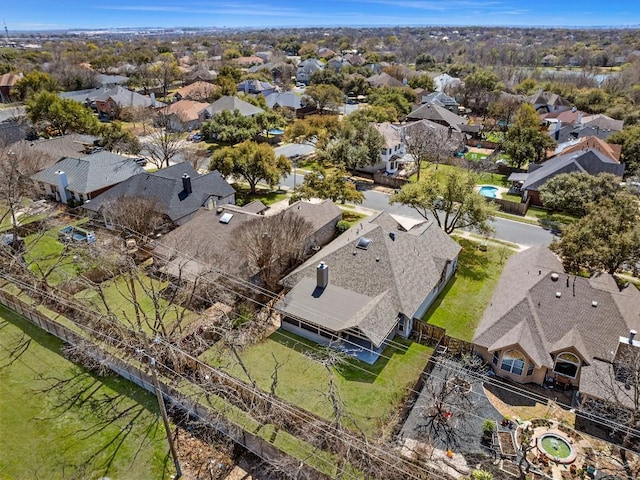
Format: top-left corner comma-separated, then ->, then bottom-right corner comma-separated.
456,241 -> 492,282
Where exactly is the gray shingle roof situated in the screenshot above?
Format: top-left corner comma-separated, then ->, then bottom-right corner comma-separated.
521,149 -> 624,191
422,91 -> 458,108
474,246 -> 640,368
278,212 -> 461,346
201,96 -> 264,118
407,103 -> 468,127
32,150 -> 144,194
95,86 -> 156,109
366,72 -> 404,88
265,92 -> 303,110
82,162 -> 235,224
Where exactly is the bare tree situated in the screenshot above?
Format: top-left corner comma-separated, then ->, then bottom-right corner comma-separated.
404,121 -> 464,179
234,211 -> 314,291
102,195 -> 166,236
143,112 -> 182,169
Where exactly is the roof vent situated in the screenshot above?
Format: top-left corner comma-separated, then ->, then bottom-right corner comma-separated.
551,273 -> 559,281
389,231 -> 396,241
556,291 -> 562,298
219,212 -> 233,224
216,207 -> 223,214
356,237 -> 372,250
591,300 -> 598,307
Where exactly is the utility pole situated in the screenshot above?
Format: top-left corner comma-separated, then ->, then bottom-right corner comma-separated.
150,356 -> 182,479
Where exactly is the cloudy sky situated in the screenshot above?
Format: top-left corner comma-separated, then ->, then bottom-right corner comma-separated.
4,0 -> 639,30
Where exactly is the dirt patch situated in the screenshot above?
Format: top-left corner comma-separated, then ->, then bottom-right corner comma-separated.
174,428 -> 234,480
498,431 -> 517,457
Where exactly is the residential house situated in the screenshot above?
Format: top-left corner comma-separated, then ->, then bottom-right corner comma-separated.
247,62 -> 295,85
344,53 -> 365,66
264,91 -> 304,115
367,72 -> 404,88
0,73 -> 21,103
554,123 -> 619,143
552,136 -> 621,163
14,133 -> 100,169
508,149 -> 625,206
361,122 -> 407,175
173,81 -> 219,102
473,246 -> 640,392
162,100 -> 209,132
154,199 -> 341,281
582,113 -> 624,133
255,51 -> 273,63
421,91 -> 459,112
404,119 -> 467,158
237,79 -> 277,96
318,48 -> 336,59
234,56 -> 264,68
544,110 -> 624,142
94,73 -> 129,87
94,86 -> 158,120
296,59 -> 324,85
59,87 -> 109,108
406,103 -> 468,130
526,89 -> 573,114
277,212 -> 461,363
82,162 -> 235,229
0,120 -> 30,146
184,68 -> 217,84
199,96 -> 264,121
32,151 -> 145,205
432,73 -> 461,93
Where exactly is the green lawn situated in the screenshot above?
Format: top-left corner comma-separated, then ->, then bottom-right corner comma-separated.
233,184 -> 289,206
74,273 -> 197,335
0,305 -> 171,479
200,331 -> 432,437
422,238 -> 513,341
23,229 -> 82,287
340,209 -> 366,226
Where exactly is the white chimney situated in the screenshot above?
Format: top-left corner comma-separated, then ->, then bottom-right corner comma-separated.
577,112 -> 583,125
56,170 -> 68,204
316,262 -> 328,289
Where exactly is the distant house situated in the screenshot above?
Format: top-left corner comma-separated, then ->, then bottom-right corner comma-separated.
0,73 -> 22,103
526,89 -> 572,114
296,59 -> 324,85
473,246 -> 640,392
173,81 -> 219,102
421,91 -> 459,112
264,91 -> 304,114
94,73 -> 129,87
32,151 -> 144,205
154,199 -> 341,281
199,95 -> 264,121
541,54 -> 559,67
94,86 -> 158,119
432,73 -> 461,93
237,79 -> 276,96
552,136 -> 621,163
15,133 -> 100,169
367,72 -> 404,88
161,100 -> 209,132
509,149 -> 625,206
184,68 -> 217,85
234,56 -> 264,68
82,162 -> 235,229
554,123 -> 620,143
406,103 -> 468,129
404,119 -> 466,157
277,212 -> 461,363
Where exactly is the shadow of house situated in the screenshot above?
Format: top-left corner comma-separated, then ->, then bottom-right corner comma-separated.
277,212 -> 461,364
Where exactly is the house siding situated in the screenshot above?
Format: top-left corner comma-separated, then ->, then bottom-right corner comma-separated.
412,258 -> 457,321
474,345 -> 547,386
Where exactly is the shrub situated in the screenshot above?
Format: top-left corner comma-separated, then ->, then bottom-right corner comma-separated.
471,470 -> 493,480
336,220 -> 351,233
482,419 -> 496,437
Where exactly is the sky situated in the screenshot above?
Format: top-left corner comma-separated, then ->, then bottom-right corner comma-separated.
3,0 -> 640,31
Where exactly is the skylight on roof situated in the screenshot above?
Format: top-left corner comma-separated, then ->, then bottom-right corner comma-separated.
356,237 -> 372,250
219,212 -> 233,224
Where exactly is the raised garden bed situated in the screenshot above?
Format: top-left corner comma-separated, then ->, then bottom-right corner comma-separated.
498,431 -> 517,458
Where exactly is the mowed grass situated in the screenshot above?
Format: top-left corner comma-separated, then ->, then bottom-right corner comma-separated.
0,305 -> 171,479
232,183 -> 289,206
201,330 -> 432,437
422,238 -> 513,341
74,273 -> 197,335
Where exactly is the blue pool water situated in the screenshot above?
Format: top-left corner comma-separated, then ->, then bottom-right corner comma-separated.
268,128 -> 285,135
479,186 -> 499,198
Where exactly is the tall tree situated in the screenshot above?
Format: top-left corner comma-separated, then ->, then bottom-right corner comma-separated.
539,172 -> 622,216
14,71 -> 59,100
291,167 -> 364,205
460,69 -> 502,115
25,91 -> 99,135
318,116 -> 384,170
209,141 -> 291,193
503,103 -> 555,169
150,52 -> 182,96
390,168 -> 496,235
551,192 -> 640,274
201,110 -> 258,145
367,86 -> 414,121
608,125 -> 640,176
98,123 -> 141,155
404,121 -> 462,180
304,84 -> 344,113
142,113 -> 181,169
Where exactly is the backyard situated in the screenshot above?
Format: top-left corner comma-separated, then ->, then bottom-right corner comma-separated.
200,330 -> 433,437
0,305 -> 171,479
232,183 -> 289,207
422,238 -> 514,341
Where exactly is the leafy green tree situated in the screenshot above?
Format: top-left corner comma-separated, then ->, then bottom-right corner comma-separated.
539,172 -> 621,216
503,103 -> 555,168
551,192 -> 640,274
408,74 -> 435,91
309,69 -> 345,89
319,116 -> 384,170
367,87 -> 414,121
299,43 -> 318,60
149,52 -> 182,97
14,71 -> 59,100
202,110 -> 258,145
291,167 -> 364,204
415,53 -> 437,70
217,65 -> 242,82
390,169 -> 496,235
209,141 -> 291,193
347,105 -> 397,123
608,125 -> 640,175
255,110 -> 286,136
26,91 -> 99,135
284,115 -> 340,149
343,74 -> 370,97
461,69 -> 502,115
98,123 -> 141,154
304,84 -> 344,113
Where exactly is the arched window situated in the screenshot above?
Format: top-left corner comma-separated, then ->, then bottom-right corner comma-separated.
553,352 -> 580,378
500,350 -> 526,376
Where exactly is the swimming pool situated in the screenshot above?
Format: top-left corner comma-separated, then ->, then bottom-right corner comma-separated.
478,185 -> 499,198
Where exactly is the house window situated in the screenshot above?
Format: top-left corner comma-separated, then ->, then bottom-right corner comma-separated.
553,352 -> 580,378
398,318 -> 405,332
492,351 -> 499,366
389,160 -> 397,171
500,350 -> 525,375
526,362 -> 535,376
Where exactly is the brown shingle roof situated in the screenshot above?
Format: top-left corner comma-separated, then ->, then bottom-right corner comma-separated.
555,136 -> 621,163
174,81 -> 219,101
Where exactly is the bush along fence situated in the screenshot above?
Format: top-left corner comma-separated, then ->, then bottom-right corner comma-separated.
0,274 -> 444,480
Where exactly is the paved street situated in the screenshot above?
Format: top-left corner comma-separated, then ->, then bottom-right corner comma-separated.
279,170 -> 557,247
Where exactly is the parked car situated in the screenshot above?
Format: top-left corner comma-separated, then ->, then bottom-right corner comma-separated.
134,157 -> 147,166
192,133 -> 203,142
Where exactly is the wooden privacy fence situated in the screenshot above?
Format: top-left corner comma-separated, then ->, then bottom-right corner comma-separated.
487,196 -> 530,216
